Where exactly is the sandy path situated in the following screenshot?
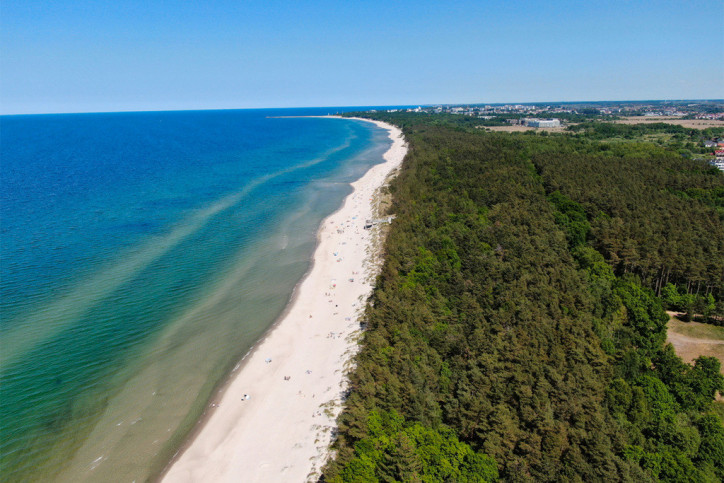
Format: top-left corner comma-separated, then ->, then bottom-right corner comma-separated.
161,118 -> 406,482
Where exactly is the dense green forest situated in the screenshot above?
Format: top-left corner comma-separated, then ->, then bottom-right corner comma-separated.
322,113 -> 724,482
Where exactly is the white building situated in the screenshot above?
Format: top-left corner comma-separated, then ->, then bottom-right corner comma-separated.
524,118 -> 561,128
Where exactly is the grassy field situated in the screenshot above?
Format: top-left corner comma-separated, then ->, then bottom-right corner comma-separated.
667,312 -> 724,379
613,116 -> 724,129
668,313 -> 724,341
480,116 -> 724,134
479,124 -> 570,133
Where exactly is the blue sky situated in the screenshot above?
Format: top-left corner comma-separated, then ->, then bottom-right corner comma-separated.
2,0 -> 723,114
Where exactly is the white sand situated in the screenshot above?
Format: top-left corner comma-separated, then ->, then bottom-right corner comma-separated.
162,118 -> 407,483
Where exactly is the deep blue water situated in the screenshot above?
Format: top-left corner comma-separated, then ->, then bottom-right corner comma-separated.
0,108 -> 391,481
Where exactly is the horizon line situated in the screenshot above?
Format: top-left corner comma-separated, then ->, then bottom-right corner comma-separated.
2,98 -> 723,116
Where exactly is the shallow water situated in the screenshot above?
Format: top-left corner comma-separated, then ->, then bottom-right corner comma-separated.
0,109 -> 390,481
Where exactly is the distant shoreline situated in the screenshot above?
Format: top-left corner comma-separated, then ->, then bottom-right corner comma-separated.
160,117 -> 407,481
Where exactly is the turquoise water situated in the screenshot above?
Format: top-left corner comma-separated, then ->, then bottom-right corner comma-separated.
0,109 -> 390,481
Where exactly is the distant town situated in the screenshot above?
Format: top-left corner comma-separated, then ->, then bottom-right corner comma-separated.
379,99 -> 724,119
371,100 -> 724,171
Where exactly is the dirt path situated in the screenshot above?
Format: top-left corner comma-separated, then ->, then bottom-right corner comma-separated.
667,332 -> 724,347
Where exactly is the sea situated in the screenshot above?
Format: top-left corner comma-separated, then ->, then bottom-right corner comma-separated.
0,108 -> 392,482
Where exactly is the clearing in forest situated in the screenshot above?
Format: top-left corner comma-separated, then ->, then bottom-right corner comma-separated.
667,312 -> 724,404
612,116 -> 724,129
667,311 -> 724,373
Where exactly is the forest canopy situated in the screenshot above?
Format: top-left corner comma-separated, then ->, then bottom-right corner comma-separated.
323,112 -> 724,482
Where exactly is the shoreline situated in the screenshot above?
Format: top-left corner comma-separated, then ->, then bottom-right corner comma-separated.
160,117 -> 407,482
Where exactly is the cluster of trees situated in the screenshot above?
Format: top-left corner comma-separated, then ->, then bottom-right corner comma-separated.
662,283 -> 720,324
524,129 -> 724,316
568,122 -> 724,157
574,247 -> 724,480
335,410 -> 498,482
323,112 -> 724,481
568,121 -> 724,141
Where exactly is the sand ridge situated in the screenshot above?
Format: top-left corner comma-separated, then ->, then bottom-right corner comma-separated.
161,118 -> 407,482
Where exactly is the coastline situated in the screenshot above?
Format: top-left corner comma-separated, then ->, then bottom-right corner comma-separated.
161,117 -> 407,482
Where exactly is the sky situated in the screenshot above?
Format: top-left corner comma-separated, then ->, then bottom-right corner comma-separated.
1,0 -> 723,114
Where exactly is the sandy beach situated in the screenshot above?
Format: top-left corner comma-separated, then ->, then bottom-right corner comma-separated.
161,118 -> 407,482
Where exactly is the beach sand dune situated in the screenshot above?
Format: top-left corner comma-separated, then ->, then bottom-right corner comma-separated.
161,118 -> 406,482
